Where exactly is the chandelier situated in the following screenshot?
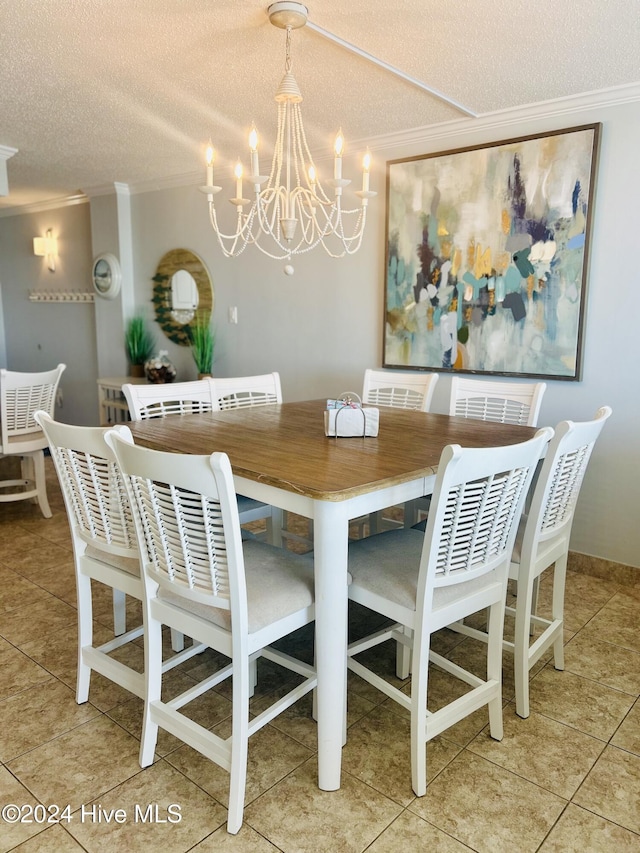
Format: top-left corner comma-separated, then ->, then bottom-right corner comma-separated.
199,2 -> 376,273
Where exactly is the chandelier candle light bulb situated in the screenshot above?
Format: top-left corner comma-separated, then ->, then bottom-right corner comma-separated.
199,1 -> 375,267
206,141 -> 214,186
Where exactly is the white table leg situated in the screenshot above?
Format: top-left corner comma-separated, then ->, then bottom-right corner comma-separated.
313,499 -> 349,791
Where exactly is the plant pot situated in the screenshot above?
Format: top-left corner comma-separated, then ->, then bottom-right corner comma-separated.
129,364 -> 145,378
198,373 -> 212,380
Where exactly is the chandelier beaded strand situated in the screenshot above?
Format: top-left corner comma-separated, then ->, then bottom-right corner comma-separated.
199,2 -> 376,273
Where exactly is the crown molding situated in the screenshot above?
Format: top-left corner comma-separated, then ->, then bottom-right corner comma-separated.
0,192 -> 88,218
360,80 -> 640,153
1,81 -> 639,216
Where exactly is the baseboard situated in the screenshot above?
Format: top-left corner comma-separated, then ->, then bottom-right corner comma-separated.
568,551 -> 639,587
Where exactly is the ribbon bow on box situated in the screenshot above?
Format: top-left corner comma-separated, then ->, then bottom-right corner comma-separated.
324,392 -> 379,437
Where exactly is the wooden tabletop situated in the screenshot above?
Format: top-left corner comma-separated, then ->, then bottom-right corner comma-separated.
128,399 -> 538,502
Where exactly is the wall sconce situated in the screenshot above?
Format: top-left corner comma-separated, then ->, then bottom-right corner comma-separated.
33,228 -> 58,272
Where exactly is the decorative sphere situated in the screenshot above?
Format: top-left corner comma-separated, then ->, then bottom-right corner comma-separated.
284,264 -> 294,276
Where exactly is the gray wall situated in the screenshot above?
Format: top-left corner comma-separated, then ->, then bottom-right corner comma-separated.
0,93 -> 638,568
0,201 -> 97,424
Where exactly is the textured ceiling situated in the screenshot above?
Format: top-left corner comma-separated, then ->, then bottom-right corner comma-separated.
1,0 -> 639,211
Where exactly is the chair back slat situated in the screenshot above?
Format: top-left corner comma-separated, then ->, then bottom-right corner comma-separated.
209,373 -> 282,411
130,476 -> 230,602
528,406 -> 612,546
123,380 -> 215,421
363,369 -> 438,412
424,428 -> 552,588
34,412 -> 137,557
107,431 -> 244,612
1,365 -> 65,446
450,377 -> 546,426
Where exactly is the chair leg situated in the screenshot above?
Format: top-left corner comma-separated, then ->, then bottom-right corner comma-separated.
410,639 -> 428,797
227,658 -> 250,834
139,615 -> 163,768
170,629 -> 185,652
513,571 -> 536,719
76,572 -> 93,704
551,556 -> 567,671
32,451 -> 52,518
396,625 -> 412,679
486,601 -> 504,740
112,589 -> 126,636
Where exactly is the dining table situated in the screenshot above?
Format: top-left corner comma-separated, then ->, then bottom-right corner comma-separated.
128,398 -> 538,792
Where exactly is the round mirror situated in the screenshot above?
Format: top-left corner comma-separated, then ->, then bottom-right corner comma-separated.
152,249 -> 213,346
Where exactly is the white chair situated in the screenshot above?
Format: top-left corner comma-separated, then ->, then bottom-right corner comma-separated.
106,427 -> 316,835
123,378 -> 275,537
33,412 -> 203,704
407,376 -> 547,533
361,368 -> 439,535
362,368 -> 438,412
346,427 -> 551,796
122,379 -> 214,420
209,372 -> 282,410
0,364 -> 66,517
449,406 -> 612,718
449,376 -> 547,426
209,373 -> 284,545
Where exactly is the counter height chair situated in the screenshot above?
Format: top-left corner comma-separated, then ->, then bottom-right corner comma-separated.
346,427 -> 551,796
209,373 -> 283,546
123,377 -> 275,543
449,377 -> 546,426
106,428 -> 316,835
407,377 -> 547,534
449,406 -> 612,718
33,412 -> 203,705
361,368 -> 440,536
362,368 -> 438,412
122,379 -> 214,420
210,372 -> 282,410
0,364 -> 65,517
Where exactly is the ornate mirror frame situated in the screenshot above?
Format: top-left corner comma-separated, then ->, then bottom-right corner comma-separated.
151,248 -> 214,346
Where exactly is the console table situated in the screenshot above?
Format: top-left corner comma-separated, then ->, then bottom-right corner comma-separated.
97,376 -> 147,425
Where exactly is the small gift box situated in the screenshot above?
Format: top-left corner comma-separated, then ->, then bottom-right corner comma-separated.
324,393 -> 379,437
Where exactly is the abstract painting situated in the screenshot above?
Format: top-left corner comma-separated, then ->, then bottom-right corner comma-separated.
384,124 -> 600,380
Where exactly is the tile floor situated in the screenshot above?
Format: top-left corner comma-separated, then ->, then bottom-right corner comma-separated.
0,461 -> 639,852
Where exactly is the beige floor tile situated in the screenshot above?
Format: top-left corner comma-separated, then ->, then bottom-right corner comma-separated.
0,571 -> 53,613
468,709 -> 604,799
341,704 -> 461,805
107,669 -> 232,757
563,632 -> 640,694
25,559 -> 77,606
7,716 -> 143,811
244,757 -> 402,853
578,592 -> 640,654
167,721 -> 313,809
1,540 -> 73,579
528,666 -> 635,740
0,596 -> 77,647
366,810 -> 475,852
409,751 -> 566,853
0,766 -> 43,853
0,678 -> 100,761
7,824 -> 86,852
573,745 -> 640,833
537,569 -> 619,633
611,700 -> 640,756
66,760 -> 225,853
538,803 -> 640,852
0,644 -> 53,701
191,823 -> 282,851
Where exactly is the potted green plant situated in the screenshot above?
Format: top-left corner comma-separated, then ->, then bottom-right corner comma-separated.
125,315 -> 155,377
189,312 -> 215,378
